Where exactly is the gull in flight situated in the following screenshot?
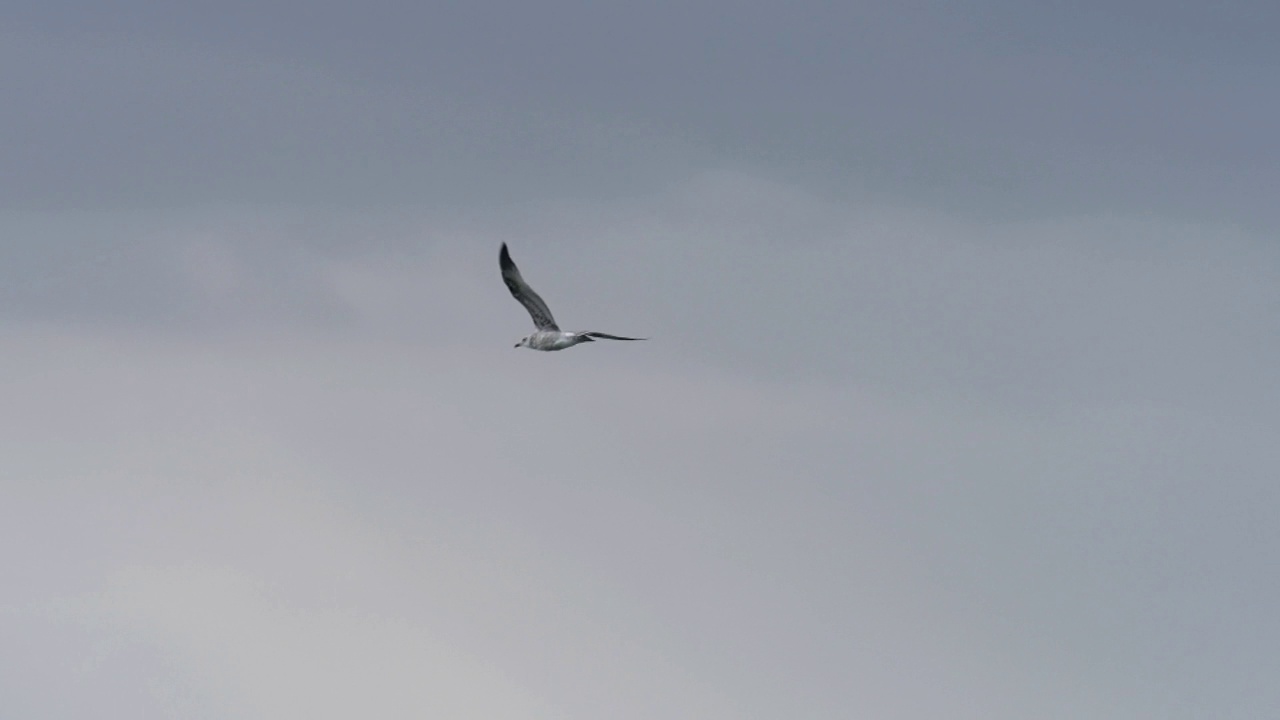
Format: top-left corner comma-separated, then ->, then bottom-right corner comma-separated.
500,243 -> 646,351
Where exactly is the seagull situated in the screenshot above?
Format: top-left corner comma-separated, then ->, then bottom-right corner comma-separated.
500,243 -> 646,351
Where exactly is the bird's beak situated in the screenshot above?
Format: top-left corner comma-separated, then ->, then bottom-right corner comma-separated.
514,343 -> 521,348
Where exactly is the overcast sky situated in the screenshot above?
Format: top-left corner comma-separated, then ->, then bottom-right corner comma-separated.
3,3 -> 1278,718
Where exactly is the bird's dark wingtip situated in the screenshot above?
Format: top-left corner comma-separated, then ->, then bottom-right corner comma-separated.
499,243 -> 514,268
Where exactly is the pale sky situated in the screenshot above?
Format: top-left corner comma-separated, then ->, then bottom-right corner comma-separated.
3,3 -> 1278,718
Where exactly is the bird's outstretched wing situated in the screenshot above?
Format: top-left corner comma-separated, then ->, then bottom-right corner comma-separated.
581,331 -> 646,341
499,243 -> 559,331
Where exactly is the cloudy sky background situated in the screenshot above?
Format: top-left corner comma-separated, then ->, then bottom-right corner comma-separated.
3,2 -> 1278,718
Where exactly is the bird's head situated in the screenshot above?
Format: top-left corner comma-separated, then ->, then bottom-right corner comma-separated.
515,336 -> 529,349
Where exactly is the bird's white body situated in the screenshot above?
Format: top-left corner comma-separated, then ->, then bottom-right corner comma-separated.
518,330 -> 592,351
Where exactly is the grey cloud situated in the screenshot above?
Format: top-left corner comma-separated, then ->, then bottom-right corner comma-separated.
3,5 -> 1278,718
5,316 -> 1275,717
8,4 -> 1278,224
1,31 -> 692,212
4,170 -> 1276,416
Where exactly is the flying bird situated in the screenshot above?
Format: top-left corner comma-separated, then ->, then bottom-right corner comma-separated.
499,243 -> 646,351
